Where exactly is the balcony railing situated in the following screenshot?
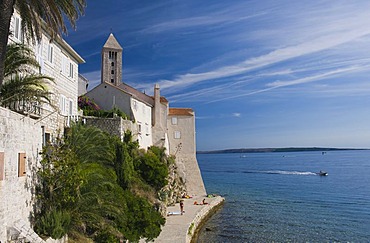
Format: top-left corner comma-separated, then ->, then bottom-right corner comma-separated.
5,100 -> 42,118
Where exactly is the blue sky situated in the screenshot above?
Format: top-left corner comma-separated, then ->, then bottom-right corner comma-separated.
65,0 -> 370,151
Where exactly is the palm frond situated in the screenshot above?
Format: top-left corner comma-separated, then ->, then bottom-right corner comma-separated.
0,73 -> 53,107
4,43 -> 40,77
15,0 -> 86,42
64,124 -> 115,166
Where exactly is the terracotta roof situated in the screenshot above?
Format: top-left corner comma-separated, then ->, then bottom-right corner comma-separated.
169,108 -> 194,116
103,33 -> 123,50
151,96 -> 168,104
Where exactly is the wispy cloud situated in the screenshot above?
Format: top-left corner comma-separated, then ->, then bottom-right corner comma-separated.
140,11 -> 265,34
158,26 -> 370,94
266,65 -> 367,88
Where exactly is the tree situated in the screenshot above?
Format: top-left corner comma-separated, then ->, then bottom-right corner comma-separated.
0,0 -> 86,91
0,42 -> 53,112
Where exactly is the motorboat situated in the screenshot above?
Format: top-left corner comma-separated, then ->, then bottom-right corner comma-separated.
317,170 -> 328,176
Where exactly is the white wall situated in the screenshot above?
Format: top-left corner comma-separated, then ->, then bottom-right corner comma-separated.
131,98 -> 153,149
167,114 -> 196,156
86,83 -> 132,116
0,107 -> 43,242
8,9 -> 83,134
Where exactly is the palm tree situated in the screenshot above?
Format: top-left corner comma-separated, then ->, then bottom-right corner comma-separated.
0,42 -> 53,115
0,0 -> 86,90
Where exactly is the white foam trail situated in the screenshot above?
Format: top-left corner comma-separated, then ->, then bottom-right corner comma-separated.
263,170 -> 317,175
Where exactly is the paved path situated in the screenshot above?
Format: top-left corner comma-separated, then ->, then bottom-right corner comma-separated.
150,196 -> 224,243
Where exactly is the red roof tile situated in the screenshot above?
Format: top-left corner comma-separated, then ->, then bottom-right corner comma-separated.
169,108 -> 194,116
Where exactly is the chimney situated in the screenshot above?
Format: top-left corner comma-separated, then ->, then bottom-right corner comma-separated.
154,84 -> 161,127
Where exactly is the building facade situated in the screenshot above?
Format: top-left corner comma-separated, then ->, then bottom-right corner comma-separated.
0,9 -> 84,242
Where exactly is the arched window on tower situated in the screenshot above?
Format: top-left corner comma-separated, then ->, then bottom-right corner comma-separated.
111,62 -> 114,66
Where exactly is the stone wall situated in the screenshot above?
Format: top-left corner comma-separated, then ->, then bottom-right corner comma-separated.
187,196 -> 225,243
84,116 -> 137,141
176,155 -> 206,197
0,107 -> 43,242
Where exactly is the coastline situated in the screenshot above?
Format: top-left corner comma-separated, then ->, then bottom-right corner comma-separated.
188,196 -> 225,243
149,195 -> 225,243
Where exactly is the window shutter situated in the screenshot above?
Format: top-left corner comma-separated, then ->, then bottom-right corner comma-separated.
18,152 -> 26,177
0,152 -> 4,180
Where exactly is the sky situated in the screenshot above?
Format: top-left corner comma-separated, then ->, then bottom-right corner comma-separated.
64,0 -> 370,151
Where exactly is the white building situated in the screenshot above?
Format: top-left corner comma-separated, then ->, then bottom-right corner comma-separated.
85,33 -> 206,196
0,9 -> 84,242
86,33 -> 157,149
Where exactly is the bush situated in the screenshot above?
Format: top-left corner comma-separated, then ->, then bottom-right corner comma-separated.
35,210 -> 71,239
78,95 -> 100,111
78,95 -> 129,119
136,151 -> 168,190
122,191 -> 165,242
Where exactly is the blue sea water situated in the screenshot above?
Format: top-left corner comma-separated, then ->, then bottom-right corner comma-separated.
196,150 -> 370,242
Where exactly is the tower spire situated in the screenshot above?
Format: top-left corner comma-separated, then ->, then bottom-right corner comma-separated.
101,33 -> 123,86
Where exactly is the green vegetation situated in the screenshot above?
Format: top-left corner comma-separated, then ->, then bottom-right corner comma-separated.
0,43 -> 53,112
34,123 -> 168,242
78,95 -> 129,119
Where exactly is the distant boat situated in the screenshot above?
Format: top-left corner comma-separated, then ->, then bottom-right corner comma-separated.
317,170 -> 328,176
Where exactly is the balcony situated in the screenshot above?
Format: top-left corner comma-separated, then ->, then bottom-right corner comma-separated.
4,100 -> 42,119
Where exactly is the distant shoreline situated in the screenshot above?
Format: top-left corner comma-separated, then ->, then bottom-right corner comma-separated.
197,147 -> 369,154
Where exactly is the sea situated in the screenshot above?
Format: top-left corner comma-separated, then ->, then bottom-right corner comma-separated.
196,150 -> 370,242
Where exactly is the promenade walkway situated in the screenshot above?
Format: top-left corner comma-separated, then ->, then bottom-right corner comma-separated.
151,195 -> 224,243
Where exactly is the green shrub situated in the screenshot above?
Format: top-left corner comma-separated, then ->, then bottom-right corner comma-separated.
136,151 -> 168,190
94,229 -> 119,243
35,210 -> 71,239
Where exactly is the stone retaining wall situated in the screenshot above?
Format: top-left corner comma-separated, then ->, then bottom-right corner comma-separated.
186,196 -> 225,243
84,116 -> 137,140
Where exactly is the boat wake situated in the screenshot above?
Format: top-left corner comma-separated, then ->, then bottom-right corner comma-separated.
261,170 -> 317,176
206,170 -> 320,176
238,170 -> 317,176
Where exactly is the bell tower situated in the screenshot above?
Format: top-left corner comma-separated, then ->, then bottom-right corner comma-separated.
101,33 -> 123,86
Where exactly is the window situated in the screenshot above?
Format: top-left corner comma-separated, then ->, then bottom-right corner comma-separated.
59,95 -> 67,115
18,152 -> 26,177
14,16 -> 22,41
69,63 -> 74,78
0,152 -> 4,180
47,44 -> 53,63
138,124 -> 142,134
111,79 -> 114,83
62,55 -> 68,74
45,133 -> 51,144
42,126 -> 51,146
69,99 -> 73,115
174,131 -> 181,139
111,62 -> 114,66
111,70 -> 114,74
171,117 -> 178,125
